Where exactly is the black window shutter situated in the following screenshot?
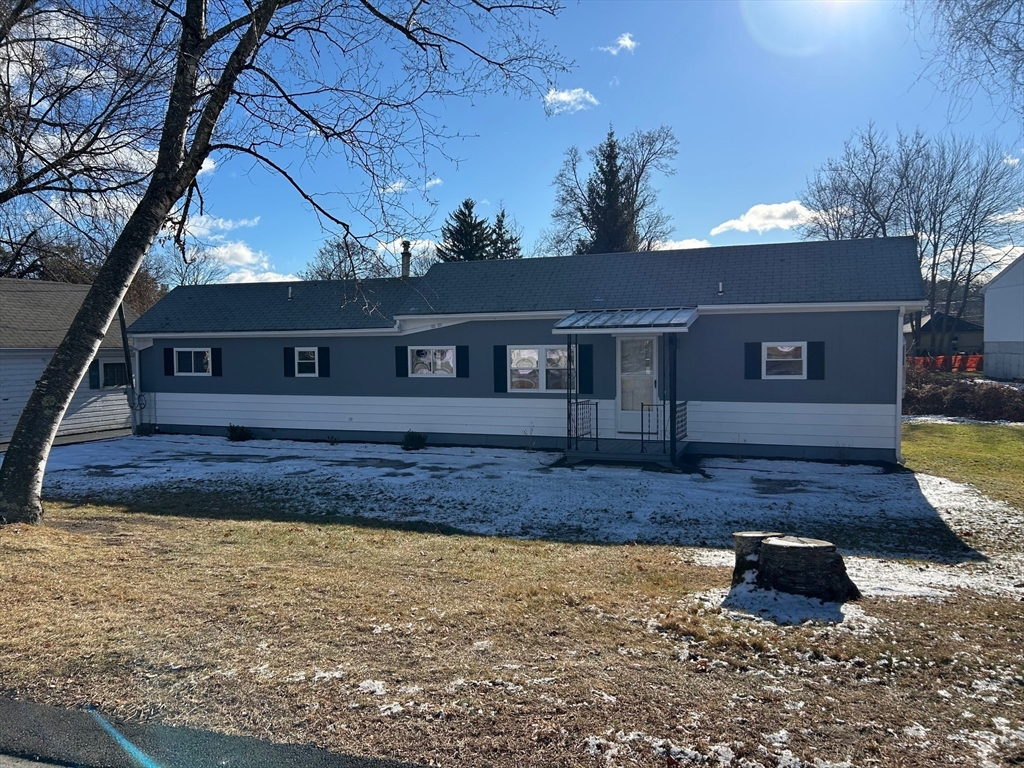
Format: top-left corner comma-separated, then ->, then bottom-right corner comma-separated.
284,347 -> 295,377
807,342 -> 825,380
456,345 -> 469,378
164,347 -> 175,376
211,348 -> 223,376
395,346 -> 408,377
318,346 -> 330,377
744,342 -> 761,380
88,360 -> 100,389
578,344 -> 594,395
493,345 -> 507,393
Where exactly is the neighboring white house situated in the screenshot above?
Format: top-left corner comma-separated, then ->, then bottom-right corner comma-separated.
983,255 -> 1024,381
0,279 -> 138,443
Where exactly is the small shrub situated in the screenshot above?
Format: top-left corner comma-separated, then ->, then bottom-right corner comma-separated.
904,379 -> 1024,421
134,423 -> 156,437
401,430 -> 427,451
227,424 -> 254,442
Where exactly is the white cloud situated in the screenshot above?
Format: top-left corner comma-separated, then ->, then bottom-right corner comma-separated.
543,88 -> 599,115
205,239 -> 295,282
599,33 -> 637,55
609,76 -> 621,87
424,178 -> 443,190
993,206 -> 1024,225
198,157 -> 216,176
1004,154 -> 1020,167
478,199 -> 491,206
209,240 -> 268,267
710,201 -> 813,236
382,180 -> 408,195
653,238 -> 712,250
221,268 -> 296,283
184,214 -> 260,240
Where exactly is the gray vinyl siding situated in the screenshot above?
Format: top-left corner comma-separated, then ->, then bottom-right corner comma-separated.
0,349 -> 132,442
138,312 -> 897,405
674,310 -> 899,404
139,319 -> 618,400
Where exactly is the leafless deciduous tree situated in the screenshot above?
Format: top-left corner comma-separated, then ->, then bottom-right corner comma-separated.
908,0 -> 1024,127
301,235 -> 395,281
800,124 -> 1024,358
0,0 -> 567,524
543,125 -> 678,256
0,0 -> 172,273
151,242 -> 228,286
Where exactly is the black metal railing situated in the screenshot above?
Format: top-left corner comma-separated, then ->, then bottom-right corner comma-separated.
640,401 -> 667,454
568,399 -> 598,450
674,400 -> 687,442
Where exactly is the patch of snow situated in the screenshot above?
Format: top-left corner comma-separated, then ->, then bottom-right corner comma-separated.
903,415 -> 1024,427
34,435 -> 1024,598
357,679 -> 386,696
764,730 -> 789,745
378,702 -> 404,716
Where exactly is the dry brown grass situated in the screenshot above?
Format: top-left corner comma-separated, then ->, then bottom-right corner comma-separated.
1,500 -> 1022,767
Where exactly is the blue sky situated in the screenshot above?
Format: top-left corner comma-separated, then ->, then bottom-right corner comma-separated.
192,0 -> 1022,282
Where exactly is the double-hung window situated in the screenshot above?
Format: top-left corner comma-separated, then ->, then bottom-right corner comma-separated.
508,345 -> 574,391
295,347 -> 318,377
102,361 -> 128,388
410,347 -> 455,377
762,342 -> 806,379
175,348 -> 211,376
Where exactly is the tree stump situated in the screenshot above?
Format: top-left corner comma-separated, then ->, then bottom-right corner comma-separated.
731,531 -> 784,586
756,536 -> 861,602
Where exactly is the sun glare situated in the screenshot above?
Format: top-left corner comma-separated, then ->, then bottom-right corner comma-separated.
739,0 -> 878,58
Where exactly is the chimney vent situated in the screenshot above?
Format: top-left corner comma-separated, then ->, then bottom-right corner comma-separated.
288,286 -> 293,301
717,281 -> 724,296
401,240 -> 412,278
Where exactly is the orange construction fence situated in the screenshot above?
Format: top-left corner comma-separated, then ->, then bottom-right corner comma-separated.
907,355 -> 984,372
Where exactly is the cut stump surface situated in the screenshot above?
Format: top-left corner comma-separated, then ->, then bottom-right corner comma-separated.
756,536 -> 861,602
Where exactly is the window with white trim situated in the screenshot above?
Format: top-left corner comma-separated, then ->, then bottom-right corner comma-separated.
175,348 -> 211,376
410,347 -> 455,376
509,345 -> 574,391
295,347 -> 318,377
102,361 -> 128,388
762,342 -> 806,379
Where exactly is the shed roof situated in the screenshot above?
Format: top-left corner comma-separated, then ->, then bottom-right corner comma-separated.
128,237 -> 926,335
0,278 -> 139,349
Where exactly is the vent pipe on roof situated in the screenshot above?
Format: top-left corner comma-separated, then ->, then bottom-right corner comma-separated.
288,286 -> 292,301
717,281 -> 724,296
401,240 -> 412,278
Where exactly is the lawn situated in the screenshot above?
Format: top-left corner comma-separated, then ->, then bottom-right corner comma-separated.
0,427 -> 1021,766
902,421 -> 1024,511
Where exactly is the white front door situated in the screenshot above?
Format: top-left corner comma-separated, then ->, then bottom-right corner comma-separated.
617,337 -> 657,434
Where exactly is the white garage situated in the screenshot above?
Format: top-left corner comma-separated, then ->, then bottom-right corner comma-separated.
983,255 -> 1024,381
0,279 -> 137,443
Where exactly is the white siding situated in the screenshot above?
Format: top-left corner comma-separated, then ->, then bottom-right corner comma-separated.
140,391 -> 617,438
684,401 -> 897,450
0,350 -> 132,442
984,256 -> 1024,344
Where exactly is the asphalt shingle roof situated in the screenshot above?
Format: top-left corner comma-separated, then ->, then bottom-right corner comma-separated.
0,279 -> 140,349
128,237 -> 925,335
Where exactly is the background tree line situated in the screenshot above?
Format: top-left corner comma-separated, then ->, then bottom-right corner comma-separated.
800,123 -> 1022,360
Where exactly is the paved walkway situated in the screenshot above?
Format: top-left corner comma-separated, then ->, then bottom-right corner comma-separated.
0,697 -> 418,768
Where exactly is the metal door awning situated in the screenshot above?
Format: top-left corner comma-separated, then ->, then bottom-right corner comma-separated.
553,307 -> 697,334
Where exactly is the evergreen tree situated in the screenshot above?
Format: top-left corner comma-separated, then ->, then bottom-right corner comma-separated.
579,128 -> 636,254
488,208 -> 523,259
546,125 -> 678,256
435,199 -> 494,262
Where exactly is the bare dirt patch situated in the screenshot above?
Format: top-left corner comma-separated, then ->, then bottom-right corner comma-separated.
2,502 -> 1022,767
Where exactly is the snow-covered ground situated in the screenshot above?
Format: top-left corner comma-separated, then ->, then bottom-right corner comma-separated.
903,415 -> 1024,427
35,435 -> 1024,602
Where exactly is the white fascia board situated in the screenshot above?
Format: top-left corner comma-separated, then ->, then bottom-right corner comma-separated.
128,311 -> 574,340
696,301 -> 927,314
128,325 -> 401,339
